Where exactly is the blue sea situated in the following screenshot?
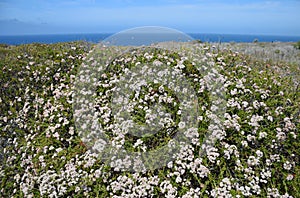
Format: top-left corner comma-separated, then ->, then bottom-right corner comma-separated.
0,33 -> 300,45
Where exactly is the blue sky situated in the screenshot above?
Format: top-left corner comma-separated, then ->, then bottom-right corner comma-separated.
0,0 -> 299,35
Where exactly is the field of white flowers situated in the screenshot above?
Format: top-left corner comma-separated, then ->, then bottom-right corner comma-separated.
0,41 -> 299,197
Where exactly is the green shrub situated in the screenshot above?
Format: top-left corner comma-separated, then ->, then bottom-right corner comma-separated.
294,41 -> 300,50
275,49 -> 281,54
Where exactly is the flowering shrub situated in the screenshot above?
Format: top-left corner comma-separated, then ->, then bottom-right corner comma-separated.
294,41 -> 300,50
0,41 -> 299,197
217,42 -> 300,88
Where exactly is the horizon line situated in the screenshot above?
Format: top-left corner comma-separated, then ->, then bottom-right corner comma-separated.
1,32 -> 300,37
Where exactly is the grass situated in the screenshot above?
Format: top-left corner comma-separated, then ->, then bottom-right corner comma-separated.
0,41 -> 299,197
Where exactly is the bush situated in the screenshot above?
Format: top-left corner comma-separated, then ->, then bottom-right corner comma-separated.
0,42 -> 299,197
294,41 -> 300,50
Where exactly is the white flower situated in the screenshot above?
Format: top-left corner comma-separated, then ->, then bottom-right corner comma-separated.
75,186 -> 80,192
253,100 -> 260,109
260,169 -> 271,180
276,132 -> 286,141
256,150 -> 263,158
68,127 -> 74,135
247,156 -> 260,166
258,132 -> 267,139
153,60 -> 163,66
283,161 -> 292,170
286,174 -> 294,181
249,115 -> 263,127
56,148 -> 63,153
206,146 -> 220,163
230,88 -> 237,96
133,139 -> 143,148
178,121 -> 186,129
39,155 -> 44,162
242,101 -> 249,108
241,140 -> 248,147
175,176 -> 182,183
93,139 -> 107,152
197,116 -> 203,121
53,132 -> 60,138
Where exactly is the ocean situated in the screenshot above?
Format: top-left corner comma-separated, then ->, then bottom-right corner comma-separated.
0,33 -> 300,45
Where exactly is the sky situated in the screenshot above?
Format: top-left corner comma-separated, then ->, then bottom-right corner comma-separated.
0,0 -> 299,36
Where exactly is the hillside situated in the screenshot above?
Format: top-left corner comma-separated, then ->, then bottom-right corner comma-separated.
0,41 -> 299,197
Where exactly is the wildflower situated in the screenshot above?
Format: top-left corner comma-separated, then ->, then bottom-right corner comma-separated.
286,174 -> 294,181
178,121 -> 186,129
283,161 -> 292,170
258,131 -> 267,139
255,150 -> 263,158
247,156 -> 260,166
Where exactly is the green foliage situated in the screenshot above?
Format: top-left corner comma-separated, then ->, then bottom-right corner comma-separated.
294,41 -> 300,50
275,49 -> 281,54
